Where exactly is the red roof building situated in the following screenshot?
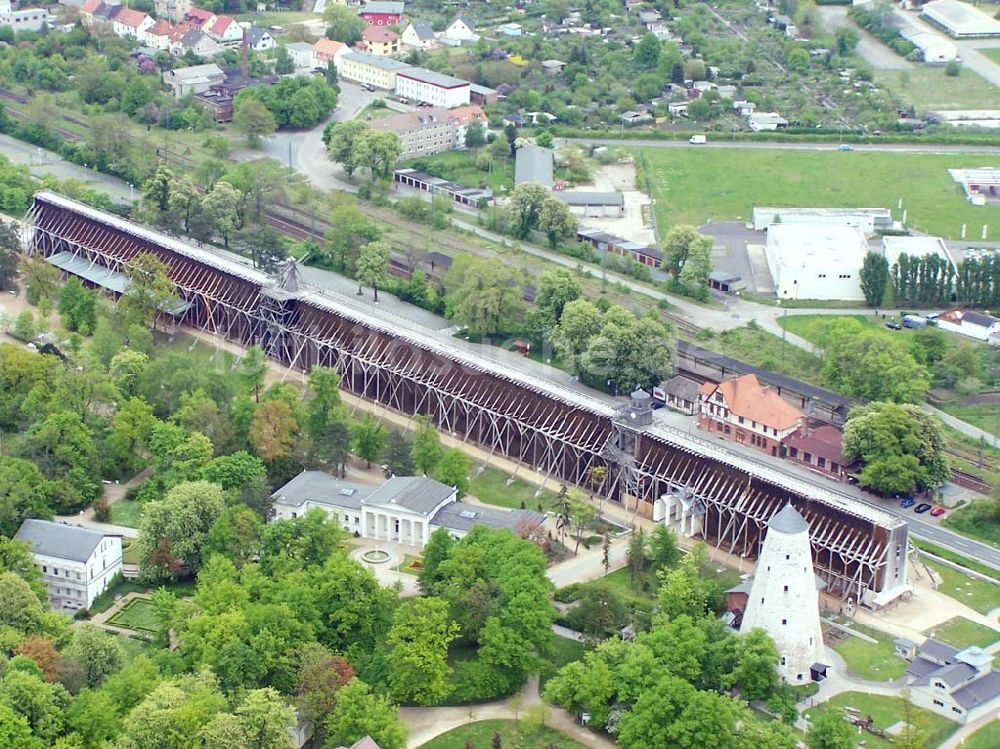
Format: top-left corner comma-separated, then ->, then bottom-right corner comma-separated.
784,424 -> 851,481
697,374 -> 804,457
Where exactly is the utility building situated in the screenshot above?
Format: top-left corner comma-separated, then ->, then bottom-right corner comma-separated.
739,504 -> 827,684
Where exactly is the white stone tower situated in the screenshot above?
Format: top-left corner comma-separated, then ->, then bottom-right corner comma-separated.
740,503 -> 825,683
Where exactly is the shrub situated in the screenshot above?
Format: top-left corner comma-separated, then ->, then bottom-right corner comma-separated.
945,60 -> 961,76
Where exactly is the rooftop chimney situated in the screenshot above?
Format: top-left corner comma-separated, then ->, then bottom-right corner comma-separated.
240,26 -> 249,78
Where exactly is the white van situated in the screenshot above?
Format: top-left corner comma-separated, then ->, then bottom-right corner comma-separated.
688,135 -> 707,144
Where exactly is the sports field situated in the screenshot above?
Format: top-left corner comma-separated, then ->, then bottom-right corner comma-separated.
637,147 -> 1000,238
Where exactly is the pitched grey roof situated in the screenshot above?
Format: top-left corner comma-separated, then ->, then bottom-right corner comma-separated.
246,26 -> 271,45
398,67 -> 469,89
271,471 -> 375,511
514,144 -> 554,187
365,476 -> 455,515
952,671 -> 1000,709
361,1 -> 404,14
726,578 -> 753,595
431,501 -> 545,534
920,638 -> 960,663
662,375 -> 700,401
907,657 -> 942,679
408,19 -> 435,40
961,311 -> 998,328
15,519 -> 108,563
768,503 -> 808,534
932,662 -> 979,687
341,51 -> 412,71
554,191 -> 624,207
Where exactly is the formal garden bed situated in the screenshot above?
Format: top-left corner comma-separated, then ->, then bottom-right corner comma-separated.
107,597 -> 158,634
417,719 -> 587,749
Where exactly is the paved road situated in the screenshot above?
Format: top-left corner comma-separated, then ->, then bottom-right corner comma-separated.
819,6 -> 913,71
0,132 -> 134,204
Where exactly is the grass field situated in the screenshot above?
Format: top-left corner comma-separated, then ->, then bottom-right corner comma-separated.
942,500 -> 1000,549
925,561 -> 1000,615
637,147 -> 1000,239
876,66 -> 1000,110
540,635 -> 586,688
111,633 -> 153,659
417,720 -> 587,749
109,500 -> 143,529
927,616 -> 1000,649
704,325 -> 824,383
468,468 -> 563,511
965,720 -> 1000,749
401,149 -> 515,193
831,630 -> 908,681
108,598 -> 159,633
804,692 -> 958,749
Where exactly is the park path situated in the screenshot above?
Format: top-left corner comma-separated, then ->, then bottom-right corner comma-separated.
398,676 -> 615,749
88,591 -> 152,637
53,466 -> 152,540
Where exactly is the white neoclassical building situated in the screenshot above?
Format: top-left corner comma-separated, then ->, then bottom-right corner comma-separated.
738,504 -> 826,683
272,471 -> 546,548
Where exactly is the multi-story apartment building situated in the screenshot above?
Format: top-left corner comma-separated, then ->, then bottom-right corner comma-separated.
395,66 -> 470,108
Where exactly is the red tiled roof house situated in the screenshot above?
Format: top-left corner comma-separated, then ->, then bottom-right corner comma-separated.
697,374 -> 804,457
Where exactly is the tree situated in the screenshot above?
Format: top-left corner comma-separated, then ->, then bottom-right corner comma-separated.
354,131 -> 403,181
0,703 -> 41,749
0,537 -> 45,601
296,645 -> 354,743
233,97 -> 277,148
820,319 -> 929,403
807,709 -> 854,749
11,311 -> 34,342
434,448 -> 471,497
142,166 -> 175,212
535,130 -> 554,149
168,179 -> 203,236
465,120 -> 487,149
580,307 -> 675,391
627,528 -> 646,584
554,299 -> 603,371
0,669 -> 69,743
0,457 -> 52,538
324,4 -> 366,44
67,689 -> 120,748
113,671 -> 227,749
657,550 -> 711,619
136,481 -> 228,581
119,253 -> 178,331
786,47 -> 810,73
566,584 -> 626,644
251,399 -> 299,466
894,699 -> 929,749
323,202 -> 380,271
200,688 -> 296,749
835,26 -> 859,55
57,278 -> 97,334
536,269 -> 582,322
386,597 -> 459,704
649,524 -> 680,571
634,32 -> 661,67
538,197 -> 578,249
65,624 -> 125,688
203,181 -> 242,248
411,415 -> 443,474
443,256 -> 525,336
842,401 -> 950,495
324,679 -> 406,749
0,222 -> 20,292
351,414 -> 385,468
14,636 -> 60,682
21,255 -> 59,308
860,252 -> 889,307
730,628 -> 779,700
204,505 -> 263,567
202,451 -> 267,495
508,182 -> 549,239
945,59 -> 960,76
355,240 -> 391,301
306,366 -> 344,440
241,227 -> 287,273
121,77 -> 153,118
383,431 -> 414,476
326,121 -> 370,179
418,527 -> 455,593
109,350 -> 150,399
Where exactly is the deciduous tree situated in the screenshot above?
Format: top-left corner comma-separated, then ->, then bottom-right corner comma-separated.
202,181 -> 241,248
233,97 -> 277,148
386,597 -> 459,705
411,415 -> 443,475
351,414 -> 385,468
119,253 -> 178,331
355,240 -> 391,301
538,197 -> 578,249
433,448 -> 471,497
325,121 -> 370,179
324,679 -> 406,749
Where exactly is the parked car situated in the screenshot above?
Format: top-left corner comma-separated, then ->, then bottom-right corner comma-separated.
838,144 -> 854,151
688,134 -> 707,145
886,320 -> 902,330
930,506 -> 946,517
915,503 -> 933,513
899,497 -> 916,509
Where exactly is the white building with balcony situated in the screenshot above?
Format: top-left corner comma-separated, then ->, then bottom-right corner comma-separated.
14,519 -> 122,613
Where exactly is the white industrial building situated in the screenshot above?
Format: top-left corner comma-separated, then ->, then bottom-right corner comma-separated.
881,235 -> 957,269
14,519 -> 122,613
272,471 -> 546,548
905,640 -> 1000,724
765,223 -> 869,301
395,67 -> 471,108
922,0 -> 1000,38
752,206 -> 892,234
0,0 -> 49,31
900,27 -> 959,63
737,505 -> 827,684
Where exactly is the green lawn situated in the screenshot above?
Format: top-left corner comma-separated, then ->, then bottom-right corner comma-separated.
877,66 -> 1000,110
89,578 -> 149,614
965,720 -> 1000,749
925,560 -> 1000,615
940,402 -> 1000,433
703,325 -> 824,383
638,147 -> 1000,239
402,149 -> 515,194
469,468 -> 562,511
108,598 -> 159,633
831,631 -> 908,681
109,500 -> 144,529
914,539 -> 1000,583
942,500 -> 1000,549
417,719 -> 587,749
927,616 -> 1000,649
111,633 -> 154,659
805,692 -> 958,749
540,635 -> 586,689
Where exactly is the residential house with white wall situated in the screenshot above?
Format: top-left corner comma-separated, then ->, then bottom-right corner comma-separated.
906,639 -> 1000,724
15,519 -> 122,613
935,308 -> 1000,344
395,66 -> 470,107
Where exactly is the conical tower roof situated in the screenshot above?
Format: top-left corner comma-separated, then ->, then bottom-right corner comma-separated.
768,503 -> 809,534
276,258 -> 304,293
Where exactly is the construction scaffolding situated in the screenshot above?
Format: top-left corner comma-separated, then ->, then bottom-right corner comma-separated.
25,191 -> 910,606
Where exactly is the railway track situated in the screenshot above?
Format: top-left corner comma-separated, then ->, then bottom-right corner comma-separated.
950,468 -> 992,495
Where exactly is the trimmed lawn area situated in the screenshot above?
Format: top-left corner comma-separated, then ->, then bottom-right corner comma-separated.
89,579 -> 148,614
469,468 -> 561,512
966,720 -> 1000,749
638,147 -> 1000,239
108,598 -> 159,633
401,149 -> 515,194
831,631 -> 908,682
417,719 -> 587,749
925,560 -> 1000,615
540,635 -> 586,689
876,66 -> 1000,110
927,616 -> 1000,650
805,692 -> 958,749
109,500 -> 144,529
981,48 -> 1000,65
111,633 -> 153,660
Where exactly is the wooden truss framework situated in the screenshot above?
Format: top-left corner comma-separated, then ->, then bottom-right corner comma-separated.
25,194 -> 907,600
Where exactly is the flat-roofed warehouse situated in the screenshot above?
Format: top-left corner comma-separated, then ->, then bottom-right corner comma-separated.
765,223 -> 870,301
753,207 -> 892,234
881,236 -> 957,270
921,0 -> 1000,38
